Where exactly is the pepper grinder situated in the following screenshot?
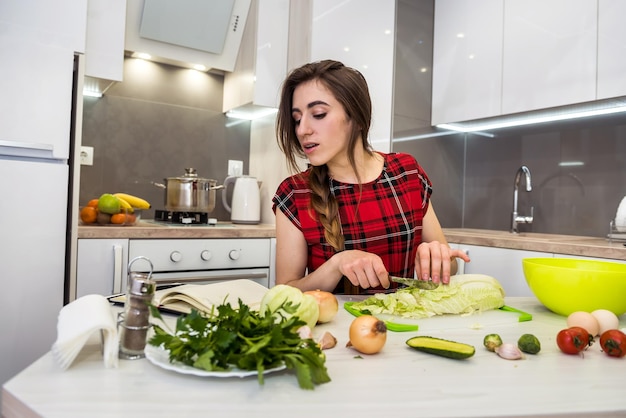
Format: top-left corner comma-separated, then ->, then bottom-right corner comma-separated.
119,256 -> 155,360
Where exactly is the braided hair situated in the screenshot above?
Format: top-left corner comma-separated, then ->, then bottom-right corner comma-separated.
276,60 -> 373,251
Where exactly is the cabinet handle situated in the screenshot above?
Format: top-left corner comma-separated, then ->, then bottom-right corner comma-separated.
112,244 -> 123,294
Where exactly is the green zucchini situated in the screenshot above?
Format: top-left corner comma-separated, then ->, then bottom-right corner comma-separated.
406,336 -> 475,359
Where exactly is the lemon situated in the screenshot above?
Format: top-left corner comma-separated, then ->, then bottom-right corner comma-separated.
98,193 -> 121,214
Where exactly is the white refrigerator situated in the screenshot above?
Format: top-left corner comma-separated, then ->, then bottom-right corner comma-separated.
0,0 -> 87,388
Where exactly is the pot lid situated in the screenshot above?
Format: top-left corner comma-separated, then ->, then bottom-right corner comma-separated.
165,168 -> 217,182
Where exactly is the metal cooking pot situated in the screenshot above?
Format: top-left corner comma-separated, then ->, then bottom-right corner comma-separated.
154,168 -> 224,213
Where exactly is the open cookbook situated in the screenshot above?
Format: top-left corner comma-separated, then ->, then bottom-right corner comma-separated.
110,279 -> 270,315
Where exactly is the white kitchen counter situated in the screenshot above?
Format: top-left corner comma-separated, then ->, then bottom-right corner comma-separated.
3,297 -> 626,418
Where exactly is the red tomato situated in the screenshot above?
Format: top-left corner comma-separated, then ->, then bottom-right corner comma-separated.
599,329 -> 626,358
556,326 -> 592,355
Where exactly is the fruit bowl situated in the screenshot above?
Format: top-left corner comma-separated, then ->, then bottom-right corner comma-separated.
80,207 -> 142,226
522,258 -> 626,316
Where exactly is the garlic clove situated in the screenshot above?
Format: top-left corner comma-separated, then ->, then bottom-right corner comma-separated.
318,331 -> 337,350
495,342 -> 525,360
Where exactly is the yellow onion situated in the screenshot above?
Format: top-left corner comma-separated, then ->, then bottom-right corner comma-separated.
346,315 -> 387,354
304,290 -> 339,323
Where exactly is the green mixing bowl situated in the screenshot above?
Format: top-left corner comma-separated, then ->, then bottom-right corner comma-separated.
522,258 -> 626,316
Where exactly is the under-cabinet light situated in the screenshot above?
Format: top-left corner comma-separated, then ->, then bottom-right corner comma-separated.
436,101 -> 626,133
225,107 -> 278,121
133,52 -> 152,60
82,89 -> 102,98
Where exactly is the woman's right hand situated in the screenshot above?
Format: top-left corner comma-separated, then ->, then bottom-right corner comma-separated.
333,250 -> 391,290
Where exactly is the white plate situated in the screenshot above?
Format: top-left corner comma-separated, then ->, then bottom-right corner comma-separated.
144,344 -> 286,378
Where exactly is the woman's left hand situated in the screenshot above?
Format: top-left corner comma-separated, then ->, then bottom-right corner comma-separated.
415,241 -> 471,285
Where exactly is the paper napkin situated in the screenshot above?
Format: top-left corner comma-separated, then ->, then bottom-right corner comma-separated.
51,294 -> 119,370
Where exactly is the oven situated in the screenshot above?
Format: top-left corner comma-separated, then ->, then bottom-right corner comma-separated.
125,238 -> 272,290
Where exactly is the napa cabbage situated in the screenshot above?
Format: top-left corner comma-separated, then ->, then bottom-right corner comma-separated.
260,284 -> 319,329
351,274 -> 505,319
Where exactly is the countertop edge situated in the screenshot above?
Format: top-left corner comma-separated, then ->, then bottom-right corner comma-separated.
78,222 -> 277,239
444,228 -> 626,261
76,224 -> 626,261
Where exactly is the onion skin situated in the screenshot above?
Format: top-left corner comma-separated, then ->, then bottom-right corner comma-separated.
347,315 -> 387,354
304,290 -> 339,323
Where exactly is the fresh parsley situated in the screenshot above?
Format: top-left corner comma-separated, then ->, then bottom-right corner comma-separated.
148,300 -> 331,389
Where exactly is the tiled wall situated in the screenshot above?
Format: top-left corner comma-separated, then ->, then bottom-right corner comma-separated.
80,58 -> 251,221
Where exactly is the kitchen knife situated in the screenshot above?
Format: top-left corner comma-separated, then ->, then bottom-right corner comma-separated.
389,275 -> 440,290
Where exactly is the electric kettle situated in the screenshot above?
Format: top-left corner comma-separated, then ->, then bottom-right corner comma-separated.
222,175 -> 261,224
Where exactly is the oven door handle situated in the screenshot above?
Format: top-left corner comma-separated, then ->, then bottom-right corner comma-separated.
151,272 -> 268,286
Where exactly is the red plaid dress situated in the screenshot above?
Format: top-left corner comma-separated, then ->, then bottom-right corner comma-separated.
272,152 -> 433,292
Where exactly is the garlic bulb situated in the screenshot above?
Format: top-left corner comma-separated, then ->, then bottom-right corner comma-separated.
495,343 -> 525,360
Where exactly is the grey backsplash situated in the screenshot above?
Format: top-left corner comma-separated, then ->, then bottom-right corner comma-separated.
80,59 -> 251,221
393,113 -> 626,238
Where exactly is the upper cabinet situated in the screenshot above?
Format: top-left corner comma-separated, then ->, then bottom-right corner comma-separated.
597,0 -> 626,99
431,0 -> 503,125
432,0 -> 623,126
502,0 -> 597,115
311,0 -> 396,152
0,0 -> 87,158
85,0 -> 127,81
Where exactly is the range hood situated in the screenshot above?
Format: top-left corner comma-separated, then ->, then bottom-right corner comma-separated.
125,0 -> 252,73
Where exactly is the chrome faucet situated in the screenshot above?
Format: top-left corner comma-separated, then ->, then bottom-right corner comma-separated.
511,165 -> 534,233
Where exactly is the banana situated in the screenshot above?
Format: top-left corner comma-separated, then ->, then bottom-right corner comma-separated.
114,193 -> 151,209
116,196 -> 134,213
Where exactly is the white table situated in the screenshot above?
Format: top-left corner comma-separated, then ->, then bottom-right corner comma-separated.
3,297 -> 626,418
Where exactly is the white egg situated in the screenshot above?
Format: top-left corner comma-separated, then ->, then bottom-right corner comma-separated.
567,311 -> 600,336
591,309 -> 620,335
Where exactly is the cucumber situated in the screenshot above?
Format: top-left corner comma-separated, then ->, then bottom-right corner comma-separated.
406,336 -> 475,359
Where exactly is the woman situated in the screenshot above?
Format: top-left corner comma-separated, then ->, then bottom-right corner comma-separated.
272,60 -> 469,294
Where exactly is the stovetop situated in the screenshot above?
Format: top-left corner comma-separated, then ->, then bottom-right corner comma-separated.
142,219 -> 235,228
154,209 -> 218,224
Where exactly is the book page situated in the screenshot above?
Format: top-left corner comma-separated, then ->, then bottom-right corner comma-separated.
154,279 -> 269,314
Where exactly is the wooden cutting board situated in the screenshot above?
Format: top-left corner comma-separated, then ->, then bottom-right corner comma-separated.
344,302 -> 532,332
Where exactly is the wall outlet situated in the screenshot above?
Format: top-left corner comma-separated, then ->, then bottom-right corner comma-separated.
228,159 -> 243,176
80,146 -> 94,166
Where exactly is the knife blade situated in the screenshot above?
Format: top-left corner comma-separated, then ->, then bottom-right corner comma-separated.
389,275 -> 440,290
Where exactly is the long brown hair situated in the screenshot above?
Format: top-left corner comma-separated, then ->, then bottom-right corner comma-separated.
276,60 -> 373,251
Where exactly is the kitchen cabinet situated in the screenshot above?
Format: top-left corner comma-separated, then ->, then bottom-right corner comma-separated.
451,243 -> 552,297
0,0 -> 87,160
311,0 -> 395,152
432,0 -> 600,125
502,0 -> 597,115
223,0 -> 291,115
76,239 -> 130,298
597,0 -> 626,99
431,0 -> 503,125
84,0 -> 126,81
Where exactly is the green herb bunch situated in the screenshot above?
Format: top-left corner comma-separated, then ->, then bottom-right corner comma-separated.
148,300 -> 331,389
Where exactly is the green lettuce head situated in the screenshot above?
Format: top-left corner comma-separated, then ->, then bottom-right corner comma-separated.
260,284 -> 319,329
